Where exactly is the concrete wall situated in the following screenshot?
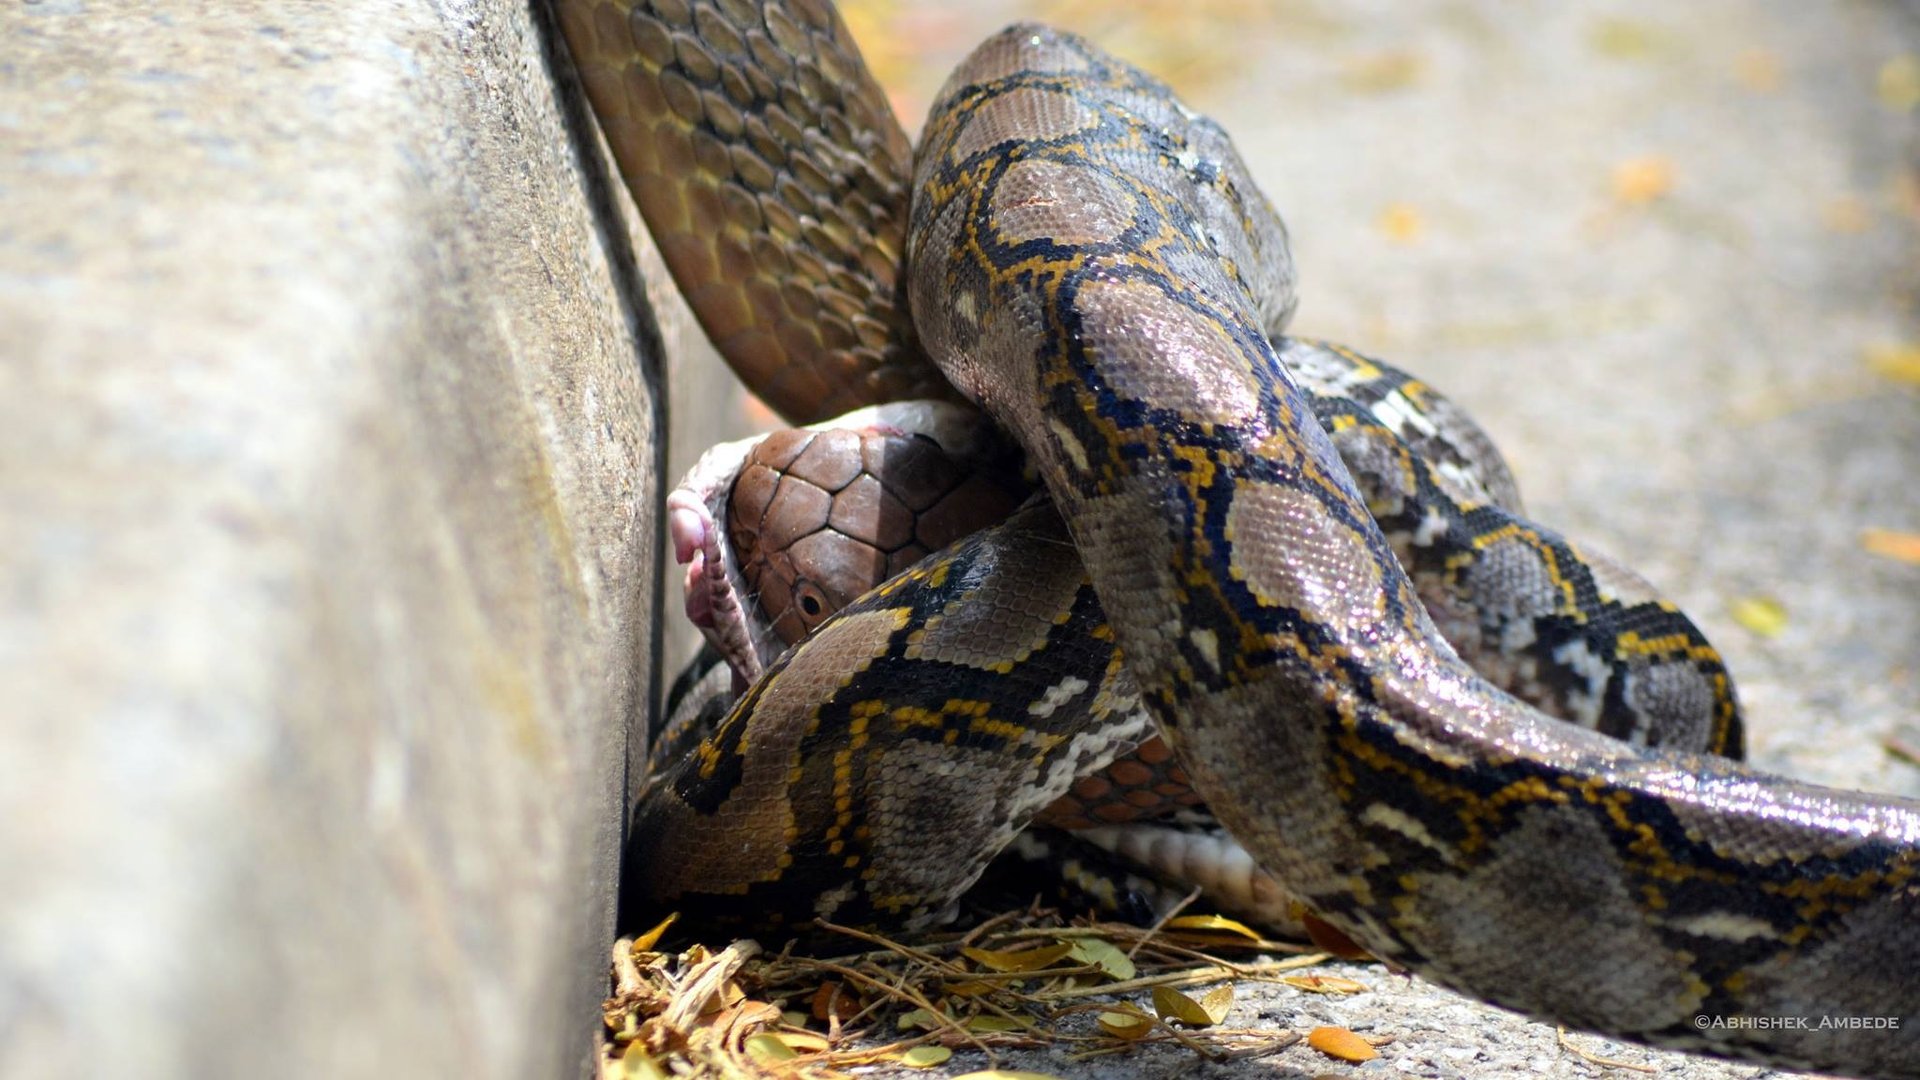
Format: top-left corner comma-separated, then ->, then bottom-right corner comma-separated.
1,2 -> 663,1075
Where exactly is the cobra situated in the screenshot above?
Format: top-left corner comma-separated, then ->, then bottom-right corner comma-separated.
552,2 -> 1920,1076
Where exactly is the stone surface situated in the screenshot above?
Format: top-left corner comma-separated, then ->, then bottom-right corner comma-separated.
656,1 -> 1919,1078
1,2 -> 662,1077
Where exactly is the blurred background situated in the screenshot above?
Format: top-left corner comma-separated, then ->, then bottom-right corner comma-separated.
658,0 -> 1920,802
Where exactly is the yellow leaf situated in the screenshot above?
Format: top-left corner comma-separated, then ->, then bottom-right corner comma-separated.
1862,528 -> 1920,565
780,1010 -> 809,1028
630,913 -> 678,953
1281,974 -> 1370,995
1165,914 -> 1263,941
944,979 -> 998,997
1734,49 -> 1781,92
1097,1009 -> 1156,1040
775,1030 -> 831,1052
897,1007 -> 943,1032
1067,937 -> 1136,981
1198,984 -> 1233,1023
951,1073 -> 1070,1080
966,1014 -> 1026,1033
897,1045 -> 953,1069
1376,202 -> 1424,244
1822,196 -> 1872,234
1729,596 -> 1789,638
1341,50 -> 1424,93
1879,55 -> 1920,113
1308,1025 -> 1380,1062
1866,344 -> 1920,385
962,942 -> 1075,972
1152,985 -> 1224,1027
1613,156 -> 1674,205
618,1041 -> 668,1080
743,1033 -> 797,1064
1589,18 -> 1667,59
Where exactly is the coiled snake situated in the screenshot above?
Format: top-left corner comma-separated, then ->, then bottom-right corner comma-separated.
553,1 -> 1920,1075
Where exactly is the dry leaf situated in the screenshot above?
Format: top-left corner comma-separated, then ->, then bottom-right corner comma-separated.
1301,912 -> 1373,960
1165,914 -> 1263,941
898,1045 -> 954,1068
1862,528 -> 1920,565
1879,55 -> 1920,112
773,1029 -> 830,1052
1067,937 -> 1136,980
630,913 -> 678,954
1866,344 -> 1920,385
811,981 -> 859,1022
616,1041 -> 668,1080
1152,984 -> 1228,1027
1282,974 -> 1370,995
897,1006 -> 944,1032
1308,1025 -> 1380,1062
1613,157 -> 1674,205
1342,50 -> 1424,93
743,1032 -> 797,1064
1822,196 -> 1871,233
1097,1008 -> 1157,1040
1377,203 -> 1424,244
962,942 -> 1075,972
1734,49 -> 1781,92
1589,18 -> 1668,59
1729,596 -> 1789,638
951,1072 -> 1070,1080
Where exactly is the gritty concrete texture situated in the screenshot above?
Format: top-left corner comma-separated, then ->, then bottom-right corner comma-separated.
1,2 -> 664,1077
654,1 -> 1919,1078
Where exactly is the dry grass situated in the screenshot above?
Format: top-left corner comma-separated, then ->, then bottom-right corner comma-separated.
597,901 -> 1348,1079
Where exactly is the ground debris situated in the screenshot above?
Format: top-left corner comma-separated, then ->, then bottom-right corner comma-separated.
598,907 -> 1321,1079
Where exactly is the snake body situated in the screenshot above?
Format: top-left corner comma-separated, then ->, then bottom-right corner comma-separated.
555,2 -> 1920,1075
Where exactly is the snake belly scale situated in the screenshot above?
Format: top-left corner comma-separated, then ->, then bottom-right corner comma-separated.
552,2 -> 1920,1076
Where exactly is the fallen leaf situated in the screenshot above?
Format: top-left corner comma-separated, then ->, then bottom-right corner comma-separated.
1734,49 -> 1781,92
1067,937 -> 1136,981
1097,1008 -> 1157,1040
811,981 -> 859,1022
1377,202 -> 1424,244
1152,984 -> 1229,1027
1166,914 -> 1263,941
1729,596 -> 1789,638
1308,1025 -> 1380,1062
962,942 -> 1075,972
1862,528 -> 1920,565
1589,18 -> 1669,59
897,1006 -> 945,1032
773,1029 -> 830,1052
1866,344 -> 1920,385
617,1041 -> 668,1080
1301,912 -> 1373,960
630,913 -> 678,953
967,1015 -> 1027,1033
1612,157 -> 1674,205
1282,974 -> 1370,995
1822,196 -> 1871,234
1879,55 -> 1920,112
743,1032 -> 797,1065
951,1072 -> 1070,1080
897,1045 -> 954,1069
1342,50 -> 1424,93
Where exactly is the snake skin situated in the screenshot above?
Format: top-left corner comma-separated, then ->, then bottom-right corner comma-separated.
552,2 -> 1920,1075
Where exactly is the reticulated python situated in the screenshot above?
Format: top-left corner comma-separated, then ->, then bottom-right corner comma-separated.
553,2 -> 1920,1076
